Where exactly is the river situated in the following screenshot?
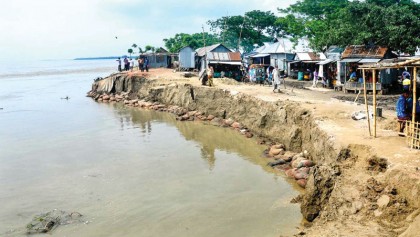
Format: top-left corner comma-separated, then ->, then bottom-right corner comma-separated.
0,59 -> 301,237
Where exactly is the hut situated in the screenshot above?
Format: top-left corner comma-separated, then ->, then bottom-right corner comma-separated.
196,43 -> 233,70
340,45 -> 398,93
251,38 -> 295,71
317,46 -> 344,88
206,52 -> 242,80
178,46 -> 195,70
289,52 -> 327,80
141,48 -> 172,68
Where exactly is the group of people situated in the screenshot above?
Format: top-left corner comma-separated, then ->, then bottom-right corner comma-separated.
116,56 -> 149,72
243,65 -> 286,92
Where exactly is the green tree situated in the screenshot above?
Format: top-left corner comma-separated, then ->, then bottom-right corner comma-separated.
208,10 -> 276,52
277,0 -> 420,54
127,48 -> 133,58
132,43 -> 137,49
163,33 -> 220,53
145,45 -> 155,53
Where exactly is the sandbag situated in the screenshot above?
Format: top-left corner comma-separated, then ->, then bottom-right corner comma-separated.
297,159 -> 315,168
272,144 -> 285,150
285,168 -> 297,178
296,179 -> 307,188
267,159 -> 286,167
274,164 -> 291,171
292,157 -> 306,168
269,148 -> 285,157
293,170 -> 309,180
298,167 -> 310,174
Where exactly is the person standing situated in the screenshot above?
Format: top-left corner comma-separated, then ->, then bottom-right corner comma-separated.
144,57 -> 149,72
267,66 -> 273,84
207,66 -> 214,87
273,66 -> 280,92
139,57 -> 144,71
313,69 -> 319,87
396,91 -> 410,134
137,57 -> 142,71
116,57 -> 122,72
123,57 -> 129,71
130,58 -> 134,72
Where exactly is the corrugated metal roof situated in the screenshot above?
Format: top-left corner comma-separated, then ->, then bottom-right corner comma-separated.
296,52 -> 326,61
317,59 -> 334,65
341,45 -> 388,59
196,43 -> 232,57
359,59 -> 381,63
341,58 -> 362,63
206,52 -> 241,62
250,53 -> 270,58
255,38 -> 313,54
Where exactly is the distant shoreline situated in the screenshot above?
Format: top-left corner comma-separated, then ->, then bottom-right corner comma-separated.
74,56 -> 123,60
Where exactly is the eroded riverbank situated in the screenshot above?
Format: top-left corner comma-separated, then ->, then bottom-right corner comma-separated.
88,70 -> 420,237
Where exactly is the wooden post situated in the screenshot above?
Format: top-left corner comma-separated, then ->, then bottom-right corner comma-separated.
411,66 -> 417,148
373,69 -> 377,138
362,69 -> 372,136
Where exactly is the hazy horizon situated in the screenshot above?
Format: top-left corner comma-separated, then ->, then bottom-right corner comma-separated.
0,0 -> 296,61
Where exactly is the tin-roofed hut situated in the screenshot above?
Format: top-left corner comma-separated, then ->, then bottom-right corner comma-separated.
340,45 -> 397,93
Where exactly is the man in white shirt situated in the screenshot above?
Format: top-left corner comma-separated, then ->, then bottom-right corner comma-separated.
273,66 -> 280,92
130,59 -> 135,72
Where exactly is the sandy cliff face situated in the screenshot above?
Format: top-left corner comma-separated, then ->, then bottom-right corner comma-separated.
90,73 -> 420,237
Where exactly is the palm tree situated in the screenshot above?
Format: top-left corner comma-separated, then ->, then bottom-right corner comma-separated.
138,47 -> 144,54
132,43 -> 137,49
127,48 -> 133,58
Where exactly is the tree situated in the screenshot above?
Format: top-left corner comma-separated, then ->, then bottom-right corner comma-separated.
277,0 -> 420,54
208,10 -> 276,52
127,48 -> 133,57
132,43 -> 137,49
145,45 -> 155,53
138,47 -> 144,54
163,33 -> 220,53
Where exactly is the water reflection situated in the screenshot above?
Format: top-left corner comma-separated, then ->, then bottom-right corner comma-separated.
201,146 -> 216,170
108,103 -> 278,174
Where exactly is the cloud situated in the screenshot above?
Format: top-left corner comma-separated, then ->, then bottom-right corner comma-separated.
0,0 -> 296,60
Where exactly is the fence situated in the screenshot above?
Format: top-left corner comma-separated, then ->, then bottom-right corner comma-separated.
406,121 -> 420,149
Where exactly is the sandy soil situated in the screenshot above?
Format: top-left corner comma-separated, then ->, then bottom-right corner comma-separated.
123,68 -> 420,236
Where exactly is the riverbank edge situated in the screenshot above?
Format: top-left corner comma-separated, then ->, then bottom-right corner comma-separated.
88,73 -> 420,237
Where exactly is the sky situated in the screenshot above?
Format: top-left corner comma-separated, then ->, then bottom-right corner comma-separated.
0,0 -> 296,60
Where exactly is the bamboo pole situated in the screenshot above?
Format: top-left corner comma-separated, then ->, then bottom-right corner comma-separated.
411,66 -> 417,148
373,69 -> 377,138
362,69 -> 372,136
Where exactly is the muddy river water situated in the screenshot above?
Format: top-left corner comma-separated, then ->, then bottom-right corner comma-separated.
0,60 -> 301,236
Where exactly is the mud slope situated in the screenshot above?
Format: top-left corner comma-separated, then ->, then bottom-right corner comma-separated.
89,73 -> 420,237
